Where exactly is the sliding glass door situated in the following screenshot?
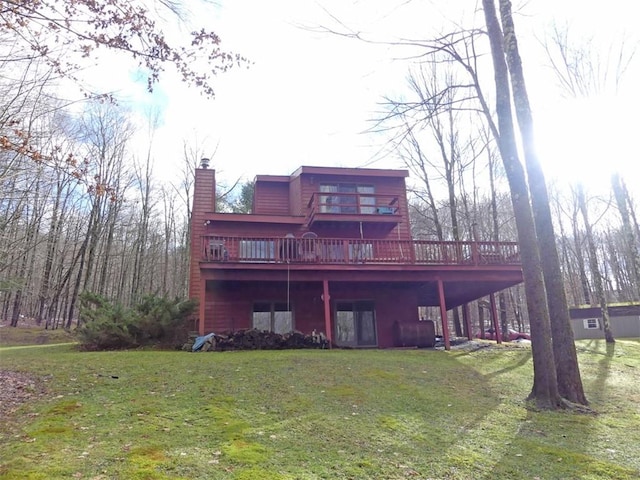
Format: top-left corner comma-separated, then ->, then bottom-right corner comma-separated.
335,301 -> 377,347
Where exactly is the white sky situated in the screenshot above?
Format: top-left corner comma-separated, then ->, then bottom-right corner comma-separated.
83,0 -> 640,192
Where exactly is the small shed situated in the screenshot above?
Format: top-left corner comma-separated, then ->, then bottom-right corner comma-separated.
569,304 -> 640,340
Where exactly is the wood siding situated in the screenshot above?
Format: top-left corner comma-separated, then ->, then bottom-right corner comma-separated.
205,222 -> 302,238
254,180 -> 291,215
204,281 -> 326,335
190,167 -> 523,345
570,315 -> 640,340
203,279 -> 420,347
188,168 -> 216,303
289,176 -> 302,216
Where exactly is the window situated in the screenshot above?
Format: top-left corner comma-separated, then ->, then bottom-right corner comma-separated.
335,301 -> 376,347
319,184 -> 375,214
239,240 -> 275,261
253,302 -> 293,334
583,318 -> 599,329
357,185 -> 376,214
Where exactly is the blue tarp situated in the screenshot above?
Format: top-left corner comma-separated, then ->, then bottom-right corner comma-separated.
192,332 -> 215,352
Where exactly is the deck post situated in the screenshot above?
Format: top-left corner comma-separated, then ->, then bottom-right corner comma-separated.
462,303 -> 472,340
489,293 -> 502,344
323,279 -> 332,348
437,279 -> 450,350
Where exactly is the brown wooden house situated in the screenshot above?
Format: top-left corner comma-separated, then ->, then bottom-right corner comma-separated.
189,164 -> 524,350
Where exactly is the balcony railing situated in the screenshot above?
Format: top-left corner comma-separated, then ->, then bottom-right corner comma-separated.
202,235 -> 521,266
307,192 -> 400,218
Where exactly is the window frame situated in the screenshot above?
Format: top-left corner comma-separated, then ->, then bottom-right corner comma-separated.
334,300 -> 377,347
583,318 -> 599,330
319,183 -> 376,214
252,302 -> 294,334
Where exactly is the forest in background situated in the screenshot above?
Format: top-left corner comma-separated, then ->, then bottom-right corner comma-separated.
1,0 -> 639,338
2,95 -> 637,333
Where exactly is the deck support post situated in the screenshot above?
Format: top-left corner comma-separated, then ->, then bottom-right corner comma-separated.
490,293 -> 502,344
322,279 -> 332,348
437,278 -> 450,350
462,303 -> 472,340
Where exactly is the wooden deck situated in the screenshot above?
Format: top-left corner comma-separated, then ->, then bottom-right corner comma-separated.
201,235 -> 521,267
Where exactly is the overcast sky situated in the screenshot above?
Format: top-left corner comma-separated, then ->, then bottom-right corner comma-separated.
89,0 -> 640,191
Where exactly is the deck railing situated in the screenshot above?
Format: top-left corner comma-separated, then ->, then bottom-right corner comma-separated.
202,235 -> 521,266
307,192 -> 400,217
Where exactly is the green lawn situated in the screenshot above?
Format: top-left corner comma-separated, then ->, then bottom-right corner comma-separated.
1,330 -> 639,480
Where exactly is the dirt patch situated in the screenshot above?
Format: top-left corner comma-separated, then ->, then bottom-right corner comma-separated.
0,370 -> 48,420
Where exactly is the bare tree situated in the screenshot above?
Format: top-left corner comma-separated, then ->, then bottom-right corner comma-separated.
576,185 -> 615,343
379,63 -> 486,336
498,0 -> 587,405
482,0 -> 561,409
611,173 -> 640,299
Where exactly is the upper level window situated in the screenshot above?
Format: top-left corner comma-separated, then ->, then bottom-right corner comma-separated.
319,184 -> 375,214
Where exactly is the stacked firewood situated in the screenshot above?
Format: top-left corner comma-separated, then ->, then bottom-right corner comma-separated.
194,329 -> 330,351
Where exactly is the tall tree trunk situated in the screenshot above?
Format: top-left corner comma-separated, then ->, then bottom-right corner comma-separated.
37,174 -> 66,325
97,199 -> 121,296
488,148 -> 511,337
508,286 -> 524,332
482,0 -> 561,409
577,185 -> 615,343
611,173 -> 640,299
82,197 -> 104,292
554,204 -> 580,306
498,0 -> 587,405
9,201 -> 40,326
65,201 -> 99,328
572,221 -> 592,304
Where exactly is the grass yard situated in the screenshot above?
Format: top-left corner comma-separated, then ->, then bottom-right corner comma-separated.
0,329 -> 639,480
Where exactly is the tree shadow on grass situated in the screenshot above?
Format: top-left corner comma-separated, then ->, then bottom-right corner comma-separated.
470,340 -> 640,480
481,350 -> 532,380
478,407 -> 639,480
588,340 -> 616,404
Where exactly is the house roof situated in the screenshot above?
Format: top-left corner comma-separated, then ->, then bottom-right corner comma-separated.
254,175 -> 290,183
569,303 -> 640,319
290,165 -> 409,179
253,166 -> 410,184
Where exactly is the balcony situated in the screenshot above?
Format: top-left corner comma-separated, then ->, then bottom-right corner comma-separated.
306,192 -> 400,228
201,235 -> 521,267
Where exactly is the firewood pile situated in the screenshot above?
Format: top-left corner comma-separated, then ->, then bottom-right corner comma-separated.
190,329 -> 330,351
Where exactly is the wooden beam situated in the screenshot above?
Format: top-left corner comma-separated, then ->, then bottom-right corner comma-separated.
490,293 -> 502,344
437,279 -> 450,350
462,303 -> 472,340
323,279 -> 332,348
201,266 -> 523,283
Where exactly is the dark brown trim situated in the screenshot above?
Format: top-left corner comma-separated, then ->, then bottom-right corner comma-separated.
291,165 -> 409,178
205,213 -> 306,224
